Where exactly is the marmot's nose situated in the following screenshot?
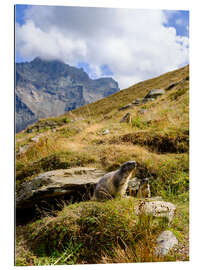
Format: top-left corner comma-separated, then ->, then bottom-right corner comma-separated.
128,161 -> 136,167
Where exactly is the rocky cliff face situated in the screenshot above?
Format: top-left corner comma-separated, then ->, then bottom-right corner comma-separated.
15,58 -> 119,132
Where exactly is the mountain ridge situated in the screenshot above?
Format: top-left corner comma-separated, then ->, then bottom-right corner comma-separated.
15,57 -> 119,132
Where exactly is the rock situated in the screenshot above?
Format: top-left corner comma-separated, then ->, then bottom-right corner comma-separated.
165,82 -> 178,91
155,230 -> 178,256
26,128 -> 34,133
138,109 -> 147,115
135,200 -> 176,222
16,167 -> 106,209
76,117 -> 85,121
120,112 -> 132,123
17,145 -> 29,155
118,104 -> 132,111
103,129 -> 109,135
127,178 -> 151,198
142,97 -> 155,104
132,99 -> 143,105
30,135 -> 40,143
144,89 -> 165,99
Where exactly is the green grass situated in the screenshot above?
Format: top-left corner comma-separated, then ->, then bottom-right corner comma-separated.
131,116 -> 148,129
15,196 -> 189,265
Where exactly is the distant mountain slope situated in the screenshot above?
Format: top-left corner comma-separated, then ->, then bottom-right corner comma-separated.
15,58 -> 119,132
73,65 -> 189,118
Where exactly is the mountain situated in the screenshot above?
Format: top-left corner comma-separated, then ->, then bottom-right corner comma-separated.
15,57 -> 119,132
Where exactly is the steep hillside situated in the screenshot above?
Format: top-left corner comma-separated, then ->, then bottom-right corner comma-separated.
15,57 -> 119,132
73,64 -> 189,118
15,65 -> 189,265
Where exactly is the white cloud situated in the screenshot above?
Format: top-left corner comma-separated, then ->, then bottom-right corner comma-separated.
16,6 -> 189,89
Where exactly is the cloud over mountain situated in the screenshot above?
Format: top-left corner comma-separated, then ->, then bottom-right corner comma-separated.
16,6 -> 189,89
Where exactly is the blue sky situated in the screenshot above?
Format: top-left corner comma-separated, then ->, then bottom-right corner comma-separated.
15,5 -> 189,89
164,10 -> 189,37
15,5 -> 28,26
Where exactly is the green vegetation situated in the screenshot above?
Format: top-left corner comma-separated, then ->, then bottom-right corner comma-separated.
15,65 -> 189,265
15,197 -> 189,265
25,116 -> 72,133
131,116 -> 148,129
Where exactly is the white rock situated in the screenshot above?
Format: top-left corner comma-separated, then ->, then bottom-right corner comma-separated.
145,89 -> 165,99
30,135 -> 40,143
103,129 -> 109,135
135,200 -> 176,222
155,230 -> 178,256
18,145 -> 29,155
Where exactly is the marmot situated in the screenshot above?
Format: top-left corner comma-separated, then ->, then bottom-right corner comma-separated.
93,161 -> 136,201
128,178 -> 151,198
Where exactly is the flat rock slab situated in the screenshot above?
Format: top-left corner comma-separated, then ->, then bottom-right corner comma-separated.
155,230 -> 178,256
145,89 -> 165,99
118,104 -> 132,111
135,200 -> 176,222
16,167 -> 106,209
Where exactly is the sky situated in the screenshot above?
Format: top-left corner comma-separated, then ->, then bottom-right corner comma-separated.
15,5 -> 189,89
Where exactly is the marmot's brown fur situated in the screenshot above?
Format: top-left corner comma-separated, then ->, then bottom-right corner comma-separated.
93,161 -> 136,201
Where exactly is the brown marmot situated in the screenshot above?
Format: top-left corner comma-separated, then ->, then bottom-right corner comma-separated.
93,161 -> 136,201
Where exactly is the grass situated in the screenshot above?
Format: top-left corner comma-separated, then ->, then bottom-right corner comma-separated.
15,64 -> 189,265
15,197 -> 189,265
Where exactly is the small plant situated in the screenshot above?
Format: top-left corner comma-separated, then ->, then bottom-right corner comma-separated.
169,88 -> 188,100
131,116 -> 148,129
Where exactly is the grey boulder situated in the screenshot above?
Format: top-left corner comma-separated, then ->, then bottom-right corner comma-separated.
135,200 -> 176,222
132,99 -> 143,105
30,135 -> 40,143
155,230 -> 178,256
120,112 -> 131,123
118,104 -> 132,111
17,145 -> 30,155
16,167 -> 106,209
144,89 -> 165,99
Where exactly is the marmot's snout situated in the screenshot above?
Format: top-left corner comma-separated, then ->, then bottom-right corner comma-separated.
121,160 -> 136,172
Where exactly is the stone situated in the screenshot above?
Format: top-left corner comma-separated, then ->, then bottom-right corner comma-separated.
127,178 -> 151,198
103,129 -> 110,135
134,200 -> 176,222
16,167 -> 154,209
132,99 -> 143,105
30,135 -> 40,143
26,128 -> 34,133
165,82 -> 178,91
142,98 -> 155,104
118,104 -> 132,111
17,145 -> 30,155
16,167 -> 106,209
155,230 -> 178,256
120,112 -> 132,123
144,89 -> 165,99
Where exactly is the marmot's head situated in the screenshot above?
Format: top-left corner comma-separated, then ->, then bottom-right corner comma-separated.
120,161 -> 136,176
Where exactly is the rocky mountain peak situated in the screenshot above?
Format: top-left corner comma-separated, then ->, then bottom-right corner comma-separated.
15,58 -> 120,132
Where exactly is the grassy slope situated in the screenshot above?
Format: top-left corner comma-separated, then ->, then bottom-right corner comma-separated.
15,65 -> 189,265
